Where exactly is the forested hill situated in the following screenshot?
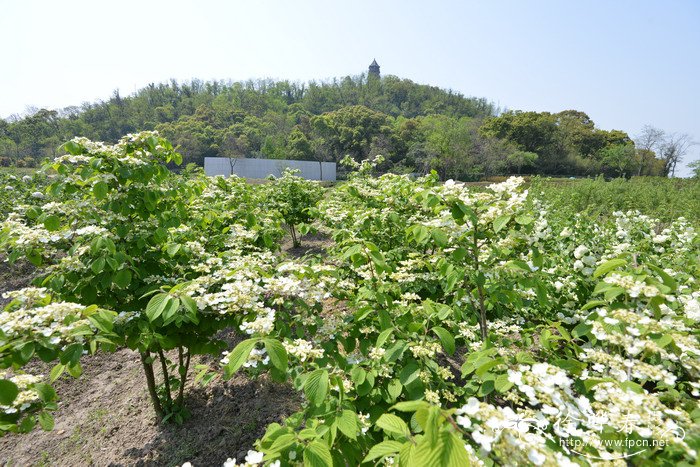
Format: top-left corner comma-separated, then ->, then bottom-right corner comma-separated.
0,74 -> 667,179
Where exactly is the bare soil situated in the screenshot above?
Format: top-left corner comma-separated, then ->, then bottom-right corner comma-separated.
0,347 -> 300,467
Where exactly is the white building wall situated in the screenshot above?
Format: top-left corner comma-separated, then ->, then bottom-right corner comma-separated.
204,157 -> 336,181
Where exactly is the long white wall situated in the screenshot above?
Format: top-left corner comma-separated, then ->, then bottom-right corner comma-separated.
204,157 -> 336,181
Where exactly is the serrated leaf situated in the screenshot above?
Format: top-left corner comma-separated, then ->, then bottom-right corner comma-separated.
430,228 -> 448,247
145,293 -> 170,322
43,215 -> 60,232
60,343 -> 84,366
391,400 -> 426,412
223,339 -> 257,378
49,364 -> 65,383
304,369 -> 329,406
376,413 -> 409,436
493,215 -> 511,233
304,440 -> 333,467
362,440 -> 404,462
91,257 -> 105,274
0,379 -> 19,405
38,412 -> 55,431
93,181 -> 108,200
167,243 -> 181,257
161,297 -> 180,322
376,328 -> 393,349
33,383 -> 56,403
515,214 -> 533,225
263,339 -> 288,372
399,363 -> 420,386
337,410 -> 357,440
113,269 -> 132,288
593,259 -> 627,278
432,326 -> 455,355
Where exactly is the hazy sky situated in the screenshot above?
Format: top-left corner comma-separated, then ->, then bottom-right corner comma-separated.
1,0 -> 698,175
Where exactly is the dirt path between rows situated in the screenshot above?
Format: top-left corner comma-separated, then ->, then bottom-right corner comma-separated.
0,347 -> 300,466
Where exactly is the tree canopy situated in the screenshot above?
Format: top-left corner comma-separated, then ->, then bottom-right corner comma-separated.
0,74 -> 672,179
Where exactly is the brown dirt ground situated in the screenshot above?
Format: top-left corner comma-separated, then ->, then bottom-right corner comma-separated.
0,344 -> 301,467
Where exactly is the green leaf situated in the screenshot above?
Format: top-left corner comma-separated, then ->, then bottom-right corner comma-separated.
430,228 -> 448,247
181,295 -> 197,314
166,243 -> 181,257
0,379 -> 19,405
223,339 -> 257,378
350,367 -> 366,385
161,297 -> 180,322
362,440 -> 404,462
414,431 -> 471,467
145,293 -> 170,322
581,300 -> 607,311
113,269 -> 132,289
376,413 -> 409,436
304,369 -> 329,406
91,257 -> 105,274
43,215 -> 60,232
431,326 -> 455,355
38,412 -> 55,431
303,440 -> 333,467
648,264 -> 678,292
493,215 -> 511,233
391,400 -> 426,412
63,140 -> 83,155
572,322 -> 593,338
495,373 -> 514,393
337,410 -> 357,440
93,181 -> 108,200
387,379 -> 403,401
593,259 -> 627,278
263,339 -> 288,372
268,433 -> 296,453
34,383 -> 57,402
50,364 -> 65,383
60,343 -> 84,366
514,214 -> 534,225
399,363 -> 420,386
376,328 -> 393,348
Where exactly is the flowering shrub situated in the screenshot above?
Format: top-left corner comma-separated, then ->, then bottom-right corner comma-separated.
223,167 -> 699,465
263,169 -> 324,247
0,133 -> 312,425
2,141 -> 698,464
0,287 -> 109,434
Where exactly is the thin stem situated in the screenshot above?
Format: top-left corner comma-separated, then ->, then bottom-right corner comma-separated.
157,347 -> 173,405
176,347 -> 191,406
472,228 -> 488,340
140,351 -> 164,420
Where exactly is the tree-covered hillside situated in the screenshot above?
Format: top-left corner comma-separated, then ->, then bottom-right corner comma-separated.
0,74 -> 674,179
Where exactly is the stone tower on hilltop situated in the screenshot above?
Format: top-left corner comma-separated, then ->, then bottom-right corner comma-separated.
368,59 -> 380,78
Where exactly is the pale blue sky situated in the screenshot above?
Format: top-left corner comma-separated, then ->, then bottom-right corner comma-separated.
1,0 -> 698,174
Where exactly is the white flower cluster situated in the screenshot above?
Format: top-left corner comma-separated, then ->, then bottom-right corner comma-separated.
0,372 -> 42,415
0,287 -> 92,345
604,273 -> 661,298
283,339 -> 324,362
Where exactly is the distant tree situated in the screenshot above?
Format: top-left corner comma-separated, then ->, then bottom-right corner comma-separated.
688,159 -> 700,179
599,144 -> 636,177
310,105 -> 391,161
506,150 -> 538,174
659,133 -> 695,177
634,125 -> 665,175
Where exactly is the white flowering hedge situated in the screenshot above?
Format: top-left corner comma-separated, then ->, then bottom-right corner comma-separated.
1,136 -> 698,466
222,161 -> 699,466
